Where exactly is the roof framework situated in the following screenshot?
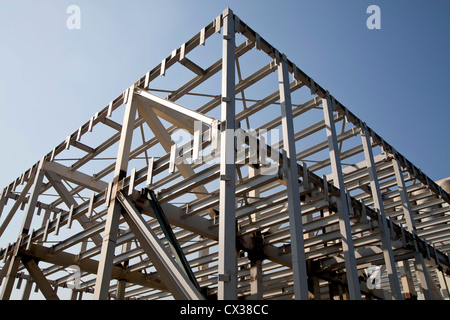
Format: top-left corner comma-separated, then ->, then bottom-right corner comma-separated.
0,8 -> 449,300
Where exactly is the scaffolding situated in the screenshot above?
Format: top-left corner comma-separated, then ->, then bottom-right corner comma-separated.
0,8 -> 449,300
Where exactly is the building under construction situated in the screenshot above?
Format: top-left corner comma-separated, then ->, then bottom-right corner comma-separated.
0,8 -> 449,300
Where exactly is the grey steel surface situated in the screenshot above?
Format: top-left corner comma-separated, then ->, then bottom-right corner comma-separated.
0,8 -> 449,300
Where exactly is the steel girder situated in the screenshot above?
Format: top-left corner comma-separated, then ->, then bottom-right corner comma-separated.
1,7 -> 450,301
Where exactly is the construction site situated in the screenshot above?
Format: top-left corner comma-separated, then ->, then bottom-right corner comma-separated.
0,8 -> 449,300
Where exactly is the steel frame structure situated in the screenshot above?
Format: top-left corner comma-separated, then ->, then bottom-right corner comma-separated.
0,8 -> 449,300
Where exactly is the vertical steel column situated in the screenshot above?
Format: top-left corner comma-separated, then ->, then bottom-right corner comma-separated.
249,260 -> 263,299
278,55 -> 309,300
0,254 -> 21,300
391,153 -> 435,300
116,280 -> 126,300
436,270 -> 450,299
322,94 -> 361,300
198,236 -> 209,283
217,7 -> 237,300
391,153 -> 416,234
116,231 -> 131,300
248,167 -> 263,300
21,279 -> 33,300
93,85 -> 138,300
248,166 -> 260,222
0,158 -> 45,300
312,276 -> 322,300
361,124 -> 402,299
21,158 -> 46,235
0,176 -> 35,238
0,198 -> 5,220
70,289 -> 78,300
399,260 -> 417,299
414,259 -> 436,300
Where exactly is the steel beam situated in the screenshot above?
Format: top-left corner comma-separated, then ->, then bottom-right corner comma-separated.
391,153 -> 418,236
399,260 -> 417,299
1,158 -> 46,300
137,99 -> 216,218
0,171 -> 36,238
249,259 -> 263,300
322,94 -> 361,300
44,170 -> 103,246
43,161 -> 108,192
136,89 -> 215,126
361,124 -> 403,300
278,55 -> 309,300
20,158 -> 46,236
414,253 -> 440,300
117,191 -> 204,300
21,256 -> 59,300
94,84 -> 138,300
391,151 -> 437,300
436,269 -> 450,299
0,254 -> 21,300
0,8 -> 449,301
24,243 -> 166,291
217,8 -> 237,300
21,279 -> 33,300
167,38 -> 254,103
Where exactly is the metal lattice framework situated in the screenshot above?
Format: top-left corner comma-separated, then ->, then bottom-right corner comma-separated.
1,8 -> 449,300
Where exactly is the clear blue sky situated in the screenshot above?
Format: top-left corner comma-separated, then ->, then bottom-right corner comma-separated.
0,0 -> 449,190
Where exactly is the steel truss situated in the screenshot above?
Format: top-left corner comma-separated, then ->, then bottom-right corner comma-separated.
0,8 -> 449,300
